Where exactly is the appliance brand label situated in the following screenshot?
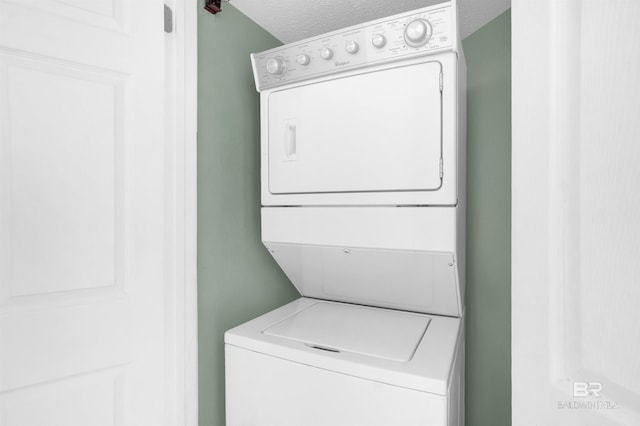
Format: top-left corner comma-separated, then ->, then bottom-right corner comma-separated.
334,61 -> 350,67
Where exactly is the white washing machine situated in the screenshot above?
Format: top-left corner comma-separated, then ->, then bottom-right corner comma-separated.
225,2 -> 466,425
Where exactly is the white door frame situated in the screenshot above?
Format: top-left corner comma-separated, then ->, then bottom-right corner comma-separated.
513,1 -> 640,425
165,1 -> 198,425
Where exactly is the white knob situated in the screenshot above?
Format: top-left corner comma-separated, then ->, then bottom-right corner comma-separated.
296,54 -> 310,66
320,47 -> 333,60
265,56 -> 287,76
404,19 -> 432,47
345,40 -> 359,54
371,34 -> 386,48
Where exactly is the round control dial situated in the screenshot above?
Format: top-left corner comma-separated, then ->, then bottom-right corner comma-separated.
320,47 -> 333,60
404,19 -> 433,47
265,56 -> 287,76
297,54 -> 310,66
345,40 -> 359,54
371,34 -> 386,48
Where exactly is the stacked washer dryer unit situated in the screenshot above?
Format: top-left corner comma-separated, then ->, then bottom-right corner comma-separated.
225,2 -> 466,425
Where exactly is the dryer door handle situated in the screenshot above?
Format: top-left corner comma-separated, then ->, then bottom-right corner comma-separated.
284,121 -> 297,160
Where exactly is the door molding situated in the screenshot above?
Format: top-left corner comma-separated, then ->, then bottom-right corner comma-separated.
182,0 -> 198,423
513,1 -> 640,424
165,0 -> 198,425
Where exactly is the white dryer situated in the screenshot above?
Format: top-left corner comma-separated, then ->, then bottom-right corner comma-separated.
226,2 -> 466,425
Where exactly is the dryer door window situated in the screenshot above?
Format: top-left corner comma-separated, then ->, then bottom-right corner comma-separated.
267,61 -> 443,195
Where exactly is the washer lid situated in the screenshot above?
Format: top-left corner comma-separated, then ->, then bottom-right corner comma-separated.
263,301 -> 430,362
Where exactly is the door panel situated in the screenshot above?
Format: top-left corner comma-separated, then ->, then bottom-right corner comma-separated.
2,368 -> 125,426
2,55 -> 124,297
268,61 -> 442,194
0,1 -> 166,424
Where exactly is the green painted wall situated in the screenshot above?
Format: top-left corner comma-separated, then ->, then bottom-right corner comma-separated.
197,6 -> 298,426
462,10 -> 511,426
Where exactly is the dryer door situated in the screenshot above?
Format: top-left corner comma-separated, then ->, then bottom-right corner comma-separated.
267,61 -> 443,195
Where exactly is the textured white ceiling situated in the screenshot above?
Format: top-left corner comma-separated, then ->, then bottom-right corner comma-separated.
231,0 -> 510,44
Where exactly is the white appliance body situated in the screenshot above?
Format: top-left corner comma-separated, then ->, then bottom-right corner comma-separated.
261,53 -> 461,206
226,2 -> 466,425
226,298 -> 465,426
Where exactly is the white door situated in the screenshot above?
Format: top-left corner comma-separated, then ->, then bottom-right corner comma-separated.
0,1 -> 172,425
513,0 -> 640,425
267,61 -> 443,194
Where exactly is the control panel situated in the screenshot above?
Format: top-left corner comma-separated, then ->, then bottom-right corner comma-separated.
251,3 -> 455,91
